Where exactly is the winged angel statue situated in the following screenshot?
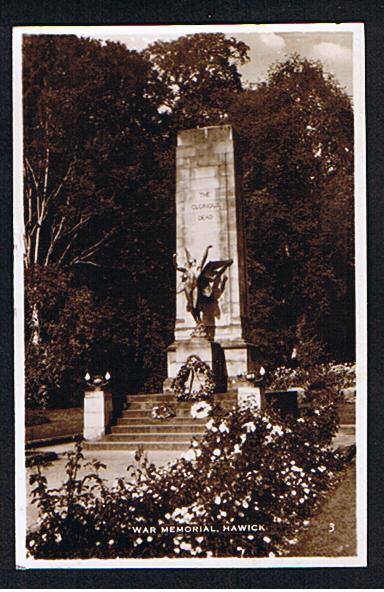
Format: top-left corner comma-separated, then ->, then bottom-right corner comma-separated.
174,245 -> 233,333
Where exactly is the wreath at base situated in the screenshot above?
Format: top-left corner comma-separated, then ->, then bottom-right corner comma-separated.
151,404 -> 176,420
172,355 -> 215,401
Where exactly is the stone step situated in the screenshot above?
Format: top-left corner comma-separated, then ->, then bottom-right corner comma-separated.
121,408 -> 232,419
106,433 -> 201,443
111,424 -> 206,434
125,393 -> 237,404
338,425 -> 355,435
84,441 -> 190,451
125,400 -> 235,410
115,416 -> 207,426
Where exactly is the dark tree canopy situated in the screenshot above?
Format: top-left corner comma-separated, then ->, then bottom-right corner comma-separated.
143,33 -> 249,129
23,36 -> 355,408
230,55 -> 354,362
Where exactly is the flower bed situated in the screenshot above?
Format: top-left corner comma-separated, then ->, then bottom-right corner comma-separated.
27,378 -> 349,560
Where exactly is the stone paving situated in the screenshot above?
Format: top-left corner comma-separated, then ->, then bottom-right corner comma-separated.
26,445 -> 180,530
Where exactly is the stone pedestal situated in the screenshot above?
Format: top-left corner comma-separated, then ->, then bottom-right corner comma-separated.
165,338 -> 227,393
83,388 -> 112,441
237,383 -> 266,411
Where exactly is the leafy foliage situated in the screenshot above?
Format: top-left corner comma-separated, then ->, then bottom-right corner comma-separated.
23,36 -> 355,409
27,387 -> 347,559
23,35 -> 175,406
143,33 -> 249,129
230,55 -> 354,362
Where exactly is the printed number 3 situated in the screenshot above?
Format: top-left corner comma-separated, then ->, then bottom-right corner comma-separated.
329,522 -> 335,533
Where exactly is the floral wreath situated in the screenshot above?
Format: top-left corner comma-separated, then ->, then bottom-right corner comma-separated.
172,355 -> 215,401
151,404 -> 176,420
190,400 -> 213,419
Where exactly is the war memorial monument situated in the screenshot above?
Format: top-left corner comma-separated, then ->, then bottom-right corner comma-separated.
84,125 -> 268,448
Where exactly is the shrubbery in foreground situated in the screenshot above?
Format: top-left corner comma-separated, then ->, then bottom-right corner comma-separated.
27,382 -> 347,559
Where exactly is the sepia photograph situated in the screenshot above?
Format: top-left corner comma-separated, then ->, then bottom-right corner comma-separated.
13,23 -> 366,568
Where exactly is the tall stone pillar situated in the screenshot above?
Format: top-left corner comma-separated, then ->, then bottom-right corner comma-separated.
167,125 -> 257,387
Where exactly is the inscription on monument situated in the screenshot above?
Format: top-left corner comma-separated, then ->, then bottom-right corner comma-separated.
187,190 -> 223,225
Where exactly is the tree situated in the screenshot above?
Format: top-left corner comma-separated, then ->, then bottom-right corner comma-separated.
23,34 -> 171,406
143,33 -> 249,129
230,55 -> 354,362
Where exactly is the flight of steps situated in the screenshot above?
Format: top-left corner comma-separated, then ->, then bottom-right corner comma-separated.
83,393 -> 355,451
84,392 -> 237,451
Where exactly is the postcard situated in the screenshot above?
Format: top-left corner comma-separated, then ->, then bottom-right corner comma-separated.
13,22 -> 366,568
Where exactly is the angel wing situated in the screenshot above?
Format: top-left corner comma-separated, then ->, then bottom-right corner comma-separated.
202,258 -> 233,278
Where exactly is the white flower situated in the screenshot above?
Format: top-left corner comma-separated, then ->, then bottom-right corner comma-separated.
213,448 -> 221,457
233,444 -> 242,454
271,425 -> 284,436
180,541 -> 192,551
291,490 -> 297,496
219,421 -> 229,433
181,449 -> 196,462
214,495 -> 222,505
269,552 -> 276,558
136,538 -> 143,544
243,421 -> 256,432
263,536 -> 271,543
242,500 -> 249,509
147,536 -> 153,542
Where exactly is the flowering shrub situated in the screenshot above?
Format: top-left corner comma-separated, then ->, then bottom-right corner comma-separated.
269,362 -> 355,398
190,401 -> 212,419
27,389 -> 347,560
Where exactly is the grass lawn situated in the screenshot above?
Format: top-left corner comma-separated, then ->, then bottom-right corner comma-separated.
288,461 -> 356,557
26,407 -> 83,442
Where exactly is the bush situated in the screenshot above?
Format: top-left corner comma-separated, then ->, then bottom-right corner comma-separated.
269,362 -> 355,398
27,384 -> 348,560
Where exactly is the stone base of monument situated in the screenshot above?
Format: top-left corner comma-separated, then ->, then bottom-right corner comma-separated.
219,340 -> 259,384
165,338 -> 227,393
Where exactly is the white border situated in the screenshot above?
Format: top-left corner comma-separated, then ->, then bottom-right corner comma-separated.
13,22 -> 366,569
